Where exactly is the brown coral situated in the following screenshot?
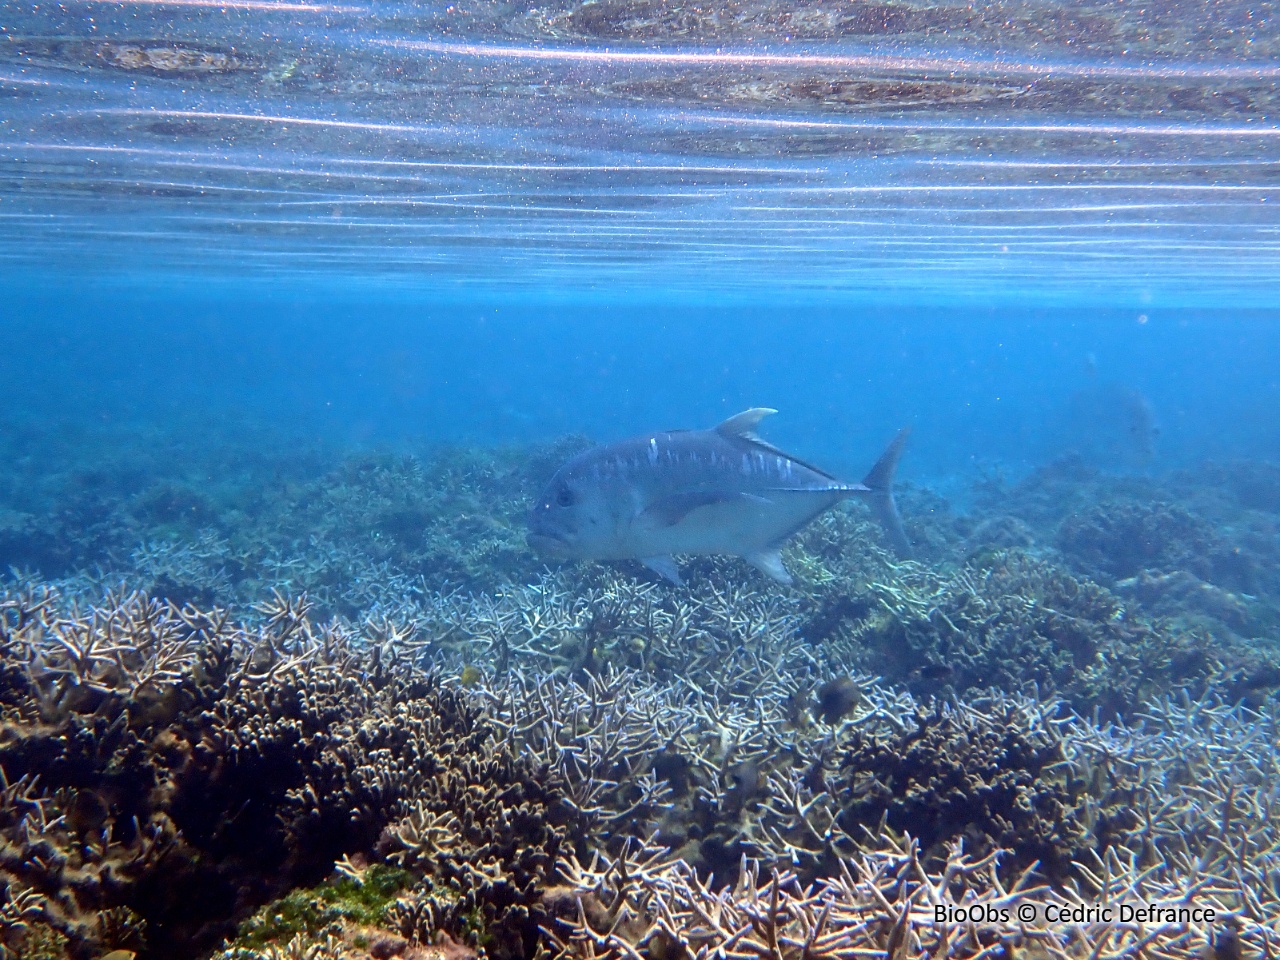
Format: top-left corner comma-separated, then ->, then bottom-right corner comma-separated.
0,588 -> 564,960
834,703 -> 1098,882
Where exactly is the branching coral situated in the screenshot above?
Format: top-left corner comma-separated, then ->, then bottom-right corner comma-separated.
833,703 -> 1096,882
538,693 -> 1280,960
546,830 -> 1275,960
853,550 -> 1261,716
0,587 -> 564,960
2,577 -> 1278,960
3,448 -> 1278,960
468,672 -> 1134,898
1057,500 -> 1230,584
397,522 -> 1265,720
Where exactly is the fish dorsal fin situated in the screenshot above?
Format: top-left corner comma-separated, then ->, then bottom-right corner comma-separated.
717,407 -> 843,482
715,408 -> 778,441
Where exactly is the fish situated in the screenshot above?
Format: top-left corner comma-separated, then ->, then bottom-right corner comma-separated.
527,408 -> 910,585
815,675 -> 863,724
1059,354 -> 1160,467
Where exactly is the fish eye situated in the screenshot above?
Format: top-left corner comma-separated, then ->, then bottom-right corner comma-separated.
555,487 -> 576,508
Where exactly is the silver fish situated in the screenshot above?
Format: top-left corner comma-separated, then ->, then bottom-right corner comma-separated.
527,408 -> 910,585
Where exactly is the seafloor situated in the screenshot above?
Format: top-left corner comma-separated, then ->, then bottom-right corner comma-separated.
1,422 -> 1278,960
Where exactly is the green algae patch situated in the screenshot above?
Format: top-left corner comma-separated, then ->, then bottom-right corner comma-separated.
225,865 -> 414,952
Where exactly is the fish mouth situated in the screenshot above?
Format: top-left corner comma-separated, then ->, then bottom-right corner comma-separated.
526,531 -> 572,556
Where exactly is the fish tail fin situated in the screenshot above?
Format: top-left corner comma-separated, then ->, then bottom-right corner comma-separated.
861,427 -> 912,557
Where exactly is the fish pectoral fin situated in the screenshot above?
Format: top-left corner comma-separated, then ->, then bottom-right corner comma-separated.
639,490 -> 740,527
641,555 -> 683,585
744,548 -> 793,585
715,407 -> 778,441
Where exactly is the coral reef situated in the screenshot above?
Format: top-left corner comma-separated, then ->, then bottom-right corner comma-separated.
4,422 -> 1278,658
853,551 -> 1215,715
479,669 -> 1112,888
2,579 -> 1278,960
0,433 -> 593,616
1057,500 -> 1232,585
833,705 -> 1095,882
0,588 -> 563,960
381,537 -> 1275,718
548,831 -> 1270,960
543,689 -> 1280,960
2,428 -> 1278,960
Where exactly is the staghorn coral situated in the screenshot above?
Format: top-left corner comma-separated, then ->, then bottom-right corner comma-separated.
0,586 -> 565,960
1057,500 -> 1229,584
833,703 -> 1096,882
474,671 -> 1125,892
542,690 -> 1280,960
4,414 -> 1280,960
471,660 -> 1280,935
853,549 -> 1257,716
2,576 -> 1278,960
364,527 -> 1265,719
3,426 -> 1280,960
546,830 -> 1275,960
7,427 -> 1278,696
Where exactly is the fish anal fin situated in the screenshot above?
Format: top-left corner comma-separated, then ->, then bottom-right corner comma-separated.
744,548 -> 793,585
715,407 -> 778,441
642,555 -> 682,585
640,490 -> 739,527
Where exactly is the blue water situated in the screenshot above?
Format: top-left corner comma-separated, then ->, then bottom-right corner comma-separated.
4,7 -> 1280,956
4,288 -> 1278,483
2,0 -> 1279,506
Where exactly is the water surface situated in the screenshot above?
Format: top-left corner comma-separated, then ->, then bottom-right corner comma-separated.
3,0 -> 1279,300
